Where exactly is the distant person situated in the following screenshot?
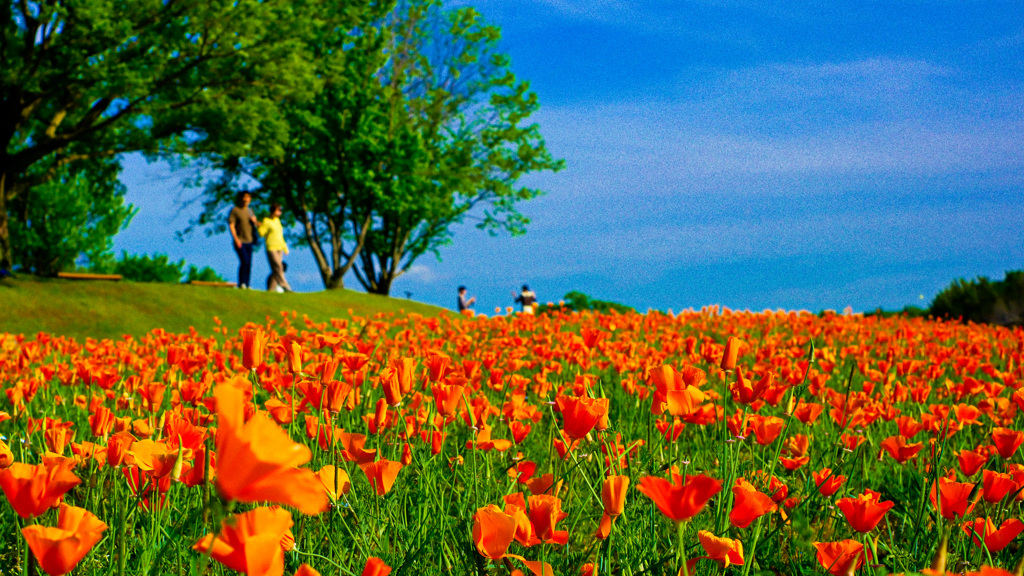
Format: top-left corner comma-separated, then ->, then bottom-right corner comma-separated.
258,203 -> 292,293
513,284 -> 537,314
229,192 -> 259,289
457,285 -> 476,313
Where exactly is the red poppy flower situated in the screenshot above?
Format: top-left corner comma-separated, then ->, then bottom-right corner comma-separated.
958,448 -> 989,477
555,395 -> 607,440
729,478 -> 777,529
636,472 -> 722,523
929,476 -> 978,520
362,557 -> 393,576
813,540 -> 868,576
812,468 -> 846,497
835,489 -> 894,533
992,428 -> 1024,459
240,328 -> 269,370
981,470 -> 1016,503
879,436 -> 924,463
961,517 -> 1024,552
526,494 -> 569,544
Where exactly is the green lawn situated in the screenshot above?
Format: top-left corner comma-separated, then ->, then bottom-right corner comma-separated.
0,275 -> 445,341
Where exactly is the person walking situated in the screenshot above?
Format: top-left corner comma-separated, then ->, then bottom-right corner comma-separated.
457,285 -> 476,313
513,284 -> 537,314
229,192 -> 259,289
258,203 -> 293,293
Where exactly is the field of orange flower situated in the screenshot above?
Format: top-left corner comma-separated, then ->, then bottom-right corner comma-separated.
1,306 -> 1023,576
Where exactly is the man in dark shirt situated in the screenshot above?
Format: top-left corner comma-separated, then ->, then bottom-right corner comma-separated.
457,286 -> 476,312
228,192 -> 259,289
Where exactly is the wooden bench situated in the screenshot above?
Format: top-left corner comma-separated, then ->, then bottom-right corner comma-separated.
57,272 -> 123,281
188,280 -> 237,288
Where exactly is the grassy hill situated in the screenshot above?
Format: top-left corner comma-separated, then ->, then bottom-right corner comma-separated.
0,276 -> 444,341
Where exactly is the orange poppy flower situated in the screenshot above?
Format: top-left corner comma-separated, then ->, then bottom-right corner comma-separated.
193,506 -> 293,576
835,489 -> 894,533
293,565 -> 320,576
0,459 -> 80,518
524,473 -> 562,496
527,494 -> 569,544
879,436 -> 924,464
648,364 -> 705,417
316,465 -> 352,503
241,328 -> 269,370
472,504 -> 518,559
811,468 -> 846,497
813,540 -> 867,576
720,336 -> 741,370
280,335 -> 304,374
601,475 -> 629,517
432,383 -> 466,418
977,470 -> 1015,504
749,415 -> 785,446
958,448 -> 989,477
362,557 -> 393,576
88,406 -> 115,439
929,476 -> 978,520
0,439 -> 13,469
21,504 -> 107,576
779,456 -> 810,471
214,384 -> 328,515
555,395 -> 606,440
510,421 -> 532,444
359,459 -> 403,496
729,478 -> 777,529
696,530 -> 744,568
961,517 -> 1024,553
992,428 -> 1024,459
127,439 -> 179,479
730,368 -> 771,405
105,431 -> 137,468
636,472 -> 722,523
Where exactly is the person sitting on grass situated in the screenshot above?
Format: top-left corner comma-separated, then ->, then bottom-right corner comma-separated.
458,285 -> 476,314
513,284 -> 537,314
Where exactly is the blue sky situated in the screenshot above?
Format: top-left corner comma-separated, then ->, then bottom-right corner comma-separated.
115,0 -> 1024,313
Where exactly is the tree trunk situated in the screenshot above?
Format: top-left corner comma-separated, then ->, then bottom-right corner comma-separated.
0,172 -> 11,271
324,268 -> 345,290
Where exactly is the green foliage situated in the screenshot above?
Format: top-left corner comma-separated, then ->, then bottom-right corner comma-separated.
2,0 -> 354,268
929,270 -> 1024,325
8,159 -> 135,276
112,252 -> 186,283
186,265 -> 227,283
190,0 -> 561,294
541,291 -> 635,315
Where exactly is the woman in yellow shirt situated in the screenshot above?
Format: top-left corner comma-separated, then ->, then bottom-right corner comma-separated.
257,203 -> 293,292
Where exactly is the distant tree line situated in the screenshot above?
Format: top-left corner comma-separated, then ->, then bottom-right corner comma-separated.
2,0 -> 561,293
873,270 -> 1024,326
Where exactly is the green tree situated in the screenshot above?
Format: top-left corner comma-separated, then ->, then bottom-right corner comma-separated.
9,156 -> 134,275
350,1 -> 563,295
1,0 -> 359,270
191,0 -> 562,294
